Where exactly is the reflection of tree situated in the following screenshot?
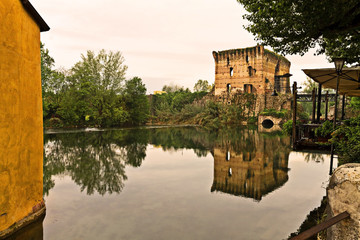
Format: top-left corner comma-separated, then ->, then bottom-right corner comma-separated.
304,152 -> 325,163
44,126 -> 292,198
43,130 -> 148,196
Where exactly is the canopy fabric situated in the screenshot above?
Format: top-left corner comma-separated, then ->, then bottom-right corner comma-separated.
302,67 -> 360,97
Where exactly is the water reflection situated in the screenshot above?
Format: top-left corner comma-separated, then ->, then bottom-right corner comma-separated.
3,214 -> 44,240
211,129 -> 291,201
41,127 -> 335,240
44,130 -> 149,196
44,127 -> 291,201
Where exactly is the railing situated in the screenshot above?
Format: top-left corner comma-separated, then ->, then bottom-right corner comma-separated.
297,93 -> 337,102
289,211 -> 350,240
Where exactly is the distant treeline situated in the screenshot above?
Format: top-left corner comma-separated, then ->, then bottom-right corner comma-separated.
41,44 -> 267,129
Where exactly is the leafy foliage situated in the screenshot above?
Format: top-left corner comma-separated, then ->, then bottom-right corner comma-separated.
331,116 -> 360,164
237,0 -> 360,64
124,77 -> 150,125
41,45 -> 149,128
282,120 -> 293,135
260,108 -> 289,119
314,120 -> 333,138
193,79 -> 212,92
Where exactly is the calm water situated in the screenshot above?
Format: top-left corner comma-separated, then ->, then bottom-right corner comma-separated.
20,127 -> 338,239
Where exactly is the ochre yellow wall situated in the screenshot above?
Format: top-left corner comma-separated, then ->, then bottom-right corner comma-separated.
0,0 -> 43,232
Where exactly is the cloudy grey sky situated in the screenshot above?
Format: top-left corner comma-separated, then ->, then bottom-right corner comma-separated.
33,0 -> 333,93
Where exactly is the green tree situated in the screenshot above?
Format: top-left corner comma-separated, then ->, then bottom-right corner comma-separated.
193,79 -> 211,92
162,84 -> 186,93
302,77 -> 317,94
124,77 -> 150,125
58,49 -> 129,126
41,43 -> 68,120
41,42 -> 55,91
236,0 -> 360,64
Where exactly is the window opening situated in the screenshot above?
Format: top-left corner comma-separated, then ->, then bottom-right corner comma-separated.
230,67 -> 234,77
226,151 -> 230,161
248,66 -> 253,76
227,57 -> 230,66
226,83 -> 231,93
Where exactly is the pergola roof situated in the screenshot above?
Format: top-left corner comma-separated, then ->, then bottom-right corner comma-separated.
302,67 -> 360,97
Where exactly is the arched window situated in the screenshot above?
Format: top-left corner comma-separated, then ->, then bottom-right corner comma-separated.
230,67 -> 234,77
227,57 -> 230,66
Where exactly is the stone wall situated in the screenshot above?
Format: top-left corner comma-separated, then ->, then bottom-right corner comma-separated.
0,0 -> 45,236
327,163 -> 360,239
212,46 -> 291,96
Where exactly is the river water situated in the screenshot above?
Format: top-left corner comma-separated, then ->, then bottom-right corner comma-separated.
23,127 -> 338,239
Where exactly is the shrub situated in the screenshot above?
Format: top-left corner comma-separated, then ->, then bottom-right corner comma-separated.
314,120 -> 333,138
49,117 -> 63,128
247,116 -> 258,124
260,108 -> 289,119
282,120 -> 293,135
331,116 -> 360,165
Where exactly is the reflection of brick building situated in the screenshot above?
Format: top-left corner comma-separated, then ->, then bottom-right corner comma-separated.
211,131 -> 291,201
212,46 -> 291,96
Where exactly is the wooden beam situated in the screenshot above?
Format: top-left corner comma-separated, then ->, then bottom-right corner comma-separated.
317,83 -> 322,122
290,211 -> 350,240
292,82 -> 297,149
325,91 -> 329,121
312,88 -> 316,123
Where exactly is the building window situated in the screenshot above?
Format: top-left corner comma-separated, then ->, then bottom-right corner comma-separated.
244,84 -> 254,93
226,151 -> 231,161
230,67 -> 234,77
246,55 -> 249,63
227,83 -> 231,93
227,57 -> 230,66
248,66 -> 253,76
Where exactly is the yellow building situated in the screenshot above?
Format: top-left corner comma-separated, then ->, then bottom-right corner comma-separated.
0,0 -> 49,237
153,90 -> 167,95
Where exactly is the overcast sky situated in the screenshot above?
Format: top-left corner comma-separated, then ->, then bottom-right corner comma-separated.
33,0 -> 333,93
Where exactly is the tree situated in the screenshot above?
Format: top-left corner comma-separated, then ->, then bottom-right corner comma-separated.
58,49 -> 129,126
236,0 -> 360,64
302,77 -> 318,94
41,42 -> 55,91
41,43 -> 67,119
193,79 -> 211,92
124,77 -> 150,125
162,84 -> 185,93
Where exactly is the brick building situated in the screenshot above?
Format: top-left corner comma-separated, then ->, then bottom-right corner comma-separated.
212,45 -> 291,96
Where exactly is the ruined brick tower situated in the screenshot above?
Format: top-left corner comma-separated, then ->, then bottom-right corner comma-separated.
212,45 -> 291,96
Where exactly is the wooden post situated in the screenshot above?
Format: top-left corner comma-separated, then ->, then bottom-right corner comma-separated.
341,94 -> 346,120
330,74 -> 340,175
312,88 -> 316,123
317,83 -> 322,122
325,91 -> 329,121
292,82 -> 297,149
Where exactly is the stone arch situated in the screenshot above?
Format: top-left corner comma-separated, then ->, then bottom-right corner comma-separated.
262,119 -> 274,129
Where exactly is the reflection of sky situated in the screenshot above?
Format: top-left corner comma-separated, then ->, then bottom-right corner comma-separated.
32,0 -> 333,94
44,147 -> 335,240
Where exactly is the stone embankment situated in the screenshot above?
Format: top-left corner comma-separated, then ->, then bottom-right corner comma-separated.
327,163 -> 360,239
